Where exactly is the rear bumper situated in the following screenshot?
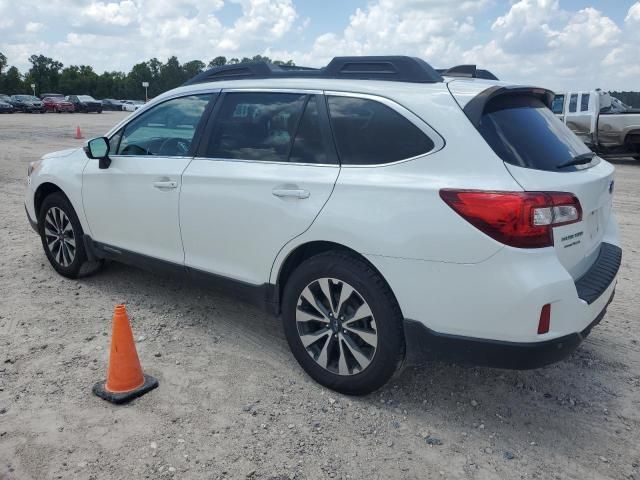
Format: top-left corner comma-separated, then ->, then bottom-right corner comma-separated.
403,289 -> 614,369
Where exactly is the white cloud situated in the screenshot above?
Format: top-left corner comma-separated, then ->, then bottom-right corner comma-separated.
1,0 -> 639,90
626,2 -> 640,22
80,1 -> 138,26
25,22 -> 43,33
268,0 -> 488,68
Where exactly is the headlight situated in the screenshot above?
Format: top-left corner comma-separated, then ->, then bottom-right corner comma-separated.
27,160 -> 42,177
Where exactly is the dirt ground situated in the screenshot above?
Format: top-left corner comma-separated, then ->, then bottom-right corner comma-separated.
0,111 -> 639,480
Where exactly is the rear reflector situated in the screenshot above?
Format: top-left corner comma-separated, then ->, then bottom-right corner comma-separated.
538,304 -> 551,334
439,190 -> 582,248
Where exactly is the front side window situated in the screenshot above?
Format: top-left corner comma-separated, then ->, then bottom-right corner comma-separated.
116,94 -> 213,156
327,96 -> 434,165
580,93 -> 590,112
569,94 -> 578,113
551,95 -> 565,114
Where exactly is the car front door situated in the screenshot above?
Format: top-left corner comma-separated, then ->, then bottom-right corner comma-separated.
180,90 -> 340,285
82,93 -> 216,264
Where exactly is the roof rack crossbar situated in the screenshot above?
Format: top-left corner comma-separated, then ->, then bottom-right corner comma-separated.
183,56 -> 444,86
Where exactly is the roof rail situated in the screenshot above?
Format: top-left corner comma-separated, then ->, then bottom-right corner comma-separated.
183,56 -> 444,86
436,65 -> 499,81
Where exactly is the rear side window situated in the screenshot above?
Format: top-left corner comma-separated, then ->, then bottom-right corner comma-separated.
551,95 -> 564,114
569,94 -> 578,113
327,96 -> 434,165
476,95 -> 593,172
580,93 -> 590,112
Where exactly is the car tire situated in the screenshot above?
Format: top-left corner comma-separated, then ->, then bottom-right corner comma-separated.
281,251 -> 405,395
97,109 -> 102,114
38,192 -> 103,279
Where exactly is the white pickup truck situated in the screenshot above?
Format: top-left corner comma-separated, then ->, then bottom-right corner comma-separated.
552,89 -> 640,160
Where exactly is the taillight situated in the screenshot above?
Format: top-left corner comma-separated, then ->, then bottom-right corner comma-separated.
439,190 -> 582,248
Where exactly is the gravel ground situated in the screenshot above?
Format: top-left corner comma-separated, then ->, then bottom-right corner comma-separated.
0,112 -> 639,480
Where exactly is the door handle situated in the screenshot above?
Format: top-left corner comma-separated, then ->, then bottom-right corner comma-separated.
272,188 -> 310,199
153,180 -> 178,189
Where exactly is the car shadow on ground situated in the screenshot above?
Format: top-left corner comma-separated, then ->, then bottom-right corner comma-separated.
79,259 -> 626,457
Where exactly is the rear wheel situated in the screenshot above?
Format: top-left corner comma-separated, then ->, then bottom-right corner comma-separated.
282,252 -> 404,395
38,192 -> 103,279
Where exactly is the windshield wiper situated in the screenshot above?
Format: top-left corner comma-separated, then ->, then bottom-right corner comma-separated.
556,152 -> 596,169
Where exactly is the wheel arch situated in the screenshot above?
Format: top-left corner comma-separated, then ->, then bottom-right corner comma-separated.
34,182 -> 69,219
624,129 -> 640,147
273,240 -> 403,318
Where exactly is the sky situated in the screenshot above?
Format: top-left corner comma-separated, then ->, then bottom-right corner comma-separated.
1,0 -> 639,91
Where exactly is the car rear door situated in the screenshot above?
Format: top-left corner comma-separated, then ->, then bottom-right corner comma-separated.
467,90 -> 615,280
180,90 -> 340,285
565,92 -> 595,145
82,93 -> 215,264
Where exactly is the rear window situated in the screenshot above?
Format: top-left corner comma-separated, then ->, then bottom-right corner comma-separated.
476,95 -> 593,171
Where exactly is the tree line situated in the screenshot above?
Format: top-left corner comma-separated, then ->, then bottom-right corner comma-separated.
2,52 -> 639,106
0,52 -> 294,100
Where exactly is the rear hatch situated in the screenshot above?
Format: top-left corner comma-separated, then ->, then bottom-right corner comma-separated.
449,81 -> 615,280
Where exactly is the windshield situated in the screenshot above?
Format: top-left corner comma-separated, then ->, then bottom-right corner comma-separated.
78,95 -> 96,102
477,95 -> 593,172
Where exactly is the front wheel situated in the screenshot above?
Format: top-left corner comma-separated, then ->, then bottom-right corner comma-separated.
38,192 -> 103,279
282,252 -> 405,395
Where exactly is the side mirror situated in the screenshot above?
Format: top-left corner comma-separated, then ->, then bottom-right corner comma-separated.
84,137 -> 111,169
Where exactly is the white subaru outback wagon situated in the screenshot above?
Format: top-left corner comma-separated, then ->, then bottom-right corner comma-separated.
25,57 -> 621,395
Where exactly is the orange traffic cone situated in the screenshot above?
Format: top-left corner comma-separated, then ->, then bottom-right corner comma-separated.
74,126 -> 84,139
93,304 -> 158,404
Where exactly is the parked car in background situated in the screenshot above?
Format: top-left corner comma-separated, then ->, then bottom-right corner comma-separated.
10,95 -> 45,113
0,99 -> 14,113
66,95 -> 103,113
552,90 -> 640,160
101,99 -> 124,111
40,93 -> 65,100
43,97 -> 75,113
121,100 -> 144,112
25,57 -> 621,395
0,94 -> 12,102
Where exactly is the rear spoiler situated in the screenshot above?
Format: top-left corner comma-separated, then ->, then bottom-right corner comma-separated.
463,86 -> 555,128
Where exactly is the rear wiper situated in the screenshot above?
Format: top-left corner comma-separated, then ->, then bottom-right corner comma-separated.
556,152 -> 596,169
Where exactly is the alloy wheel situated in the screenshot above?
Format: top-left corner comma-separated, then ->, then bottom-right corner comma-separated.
44,207 -> 76,267
296,278 -> 378,376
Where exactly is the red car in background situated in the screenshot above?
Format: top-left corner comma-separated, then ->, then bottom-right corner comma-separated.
43,97 -> 75,113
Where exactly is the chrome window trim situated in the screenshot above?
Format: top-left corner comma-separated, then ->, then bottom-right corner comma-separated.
324,90 -> 445,168
190,156 -> 340,168
109,87 -> 445,168
221,88 -> 323,95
